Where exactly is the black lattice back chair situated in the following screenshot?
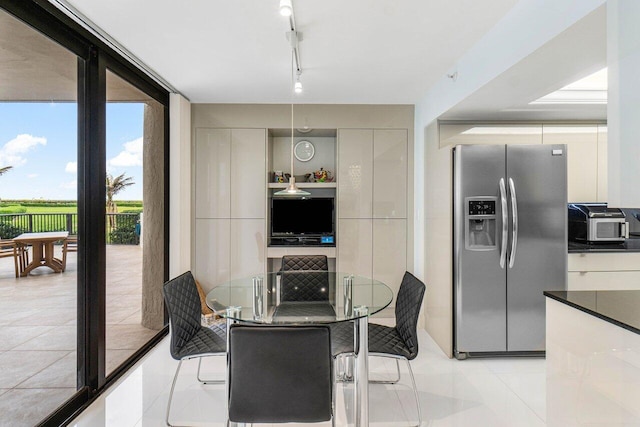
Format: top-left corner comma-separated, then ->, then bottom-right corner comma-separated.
227,324 -> 335,425
394,271 -> 426,359
162,271 -> 227,427
279,255 -> 330,302
330,271 -> 426,427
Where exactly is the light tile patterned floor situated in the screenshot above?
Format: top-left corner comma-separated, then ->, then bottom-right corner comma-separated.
71,325 -> 547,427
0,245 -> 159,427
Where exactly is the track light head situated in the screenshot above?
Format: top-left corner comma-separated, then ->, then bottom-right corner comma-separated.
279,0 -> 293,17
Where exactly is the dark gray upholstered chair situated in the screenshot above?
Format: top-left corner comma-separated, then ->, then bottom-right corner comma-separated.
280,255 -> 330,301
163,271 -> 227,427
331,271 -> 426,426
274,255 -> 336,319
227,324 -> 335,426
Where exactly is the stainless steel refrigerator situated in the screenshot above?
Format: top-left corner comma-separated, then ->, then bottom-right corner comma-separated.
453,144 -> 567,359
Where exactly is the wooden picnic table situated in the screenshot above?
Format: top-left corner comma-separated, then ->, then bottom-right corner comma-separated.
13,231 -> 69,277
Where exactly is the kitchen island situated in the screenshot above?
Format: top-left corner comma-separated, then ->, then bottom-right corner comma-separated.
545,290 -> 640,426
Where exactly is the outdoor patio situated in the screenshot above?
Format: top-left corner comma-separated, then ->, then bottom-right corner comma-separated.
0,244 -> 159,427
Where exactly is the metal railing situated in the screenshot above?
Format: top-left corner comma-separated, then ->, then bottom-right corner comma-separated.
0,212 -> 141,244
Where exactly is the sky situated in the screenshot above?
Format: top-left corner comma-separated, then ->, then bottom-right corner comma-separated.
0,102 -> 144,201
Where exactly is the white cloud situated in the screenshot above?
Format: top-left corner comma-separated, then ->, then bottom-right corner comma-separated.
108,137 -> 143,167
60,179 -> 77,189
65,161 -> 77,173
27,173 -> 38,178
0,134 -> 47,167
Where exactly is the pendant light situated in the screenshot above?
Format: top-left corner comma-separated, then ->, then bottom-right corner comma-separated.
274,102 -> 311,197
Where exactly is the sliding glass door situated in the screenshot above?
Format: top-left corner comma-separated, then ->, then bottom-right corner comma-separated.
0,8 -> 81,426
0,2 -> 169,425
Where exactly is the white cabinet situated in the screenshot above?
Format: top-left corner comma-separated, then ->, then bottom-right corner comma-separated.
543,125 -> 599,203
568,252 -> 640,291
439,124 -> 542,147
230,219 -> 266,279
194,128 -> 267,288
194,219 -> 230,289
337,129 -> 408,295
231,129 -> 266,218
195,129 -> 231,219
597,125 -> 607,202
373,130 -> 407,219
337,129 -> 373,219
373,219 -> 407,294
337,219 -> 373,277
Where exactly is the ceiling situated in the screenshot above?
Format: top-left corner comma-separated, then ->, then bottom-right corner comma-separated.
63,0 -> 519,104
440,5 -> 607,121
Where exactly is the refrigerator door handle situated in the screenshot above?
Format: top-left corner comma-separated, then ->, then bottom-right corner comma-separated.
508,177 -> 518,268
499,178 -> 508,269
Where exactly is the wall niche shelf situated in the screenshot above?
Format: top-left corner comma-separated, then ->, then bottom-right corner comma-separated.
268,182 -> 337,189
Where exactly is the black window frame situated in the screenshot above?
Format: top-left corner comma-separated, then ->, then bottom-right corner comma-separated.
0,1 -> 170,425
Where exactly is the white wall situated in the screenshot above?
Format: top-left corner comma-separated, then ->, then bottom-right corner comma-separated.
414,0 -> 606,357
169,93 -> 192,277
607,0 -> 640,207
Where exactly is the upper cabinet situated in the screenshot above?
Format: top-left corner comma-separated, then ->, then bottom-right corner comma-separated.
373,129 -> 407,219
597,125 -> 608,202
542,125 -> 599,203
439,124 -> 542,147
231,129 -> 267,218
195,128 -> 231,219
440,122 -> 608,204
195,128 -> 266,219
338,129 -> 373,218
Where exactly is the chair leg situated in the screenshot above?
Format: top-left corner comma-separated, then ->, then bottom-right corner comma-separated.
405,358 -> 422,427
62,242 -> 67,272
166,359 -> 183,427
369,358 -> 401,384
196,354 -> 225,384
13,249 -> 19,278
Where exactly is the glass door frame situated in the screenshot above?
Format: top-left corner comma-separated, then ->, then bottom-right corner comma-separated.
0,1 -> 170,425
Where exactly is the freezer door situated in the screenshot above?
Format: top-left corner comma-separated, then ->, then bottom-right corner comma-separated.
506,144 -> 567,352
454,145 -> 507,353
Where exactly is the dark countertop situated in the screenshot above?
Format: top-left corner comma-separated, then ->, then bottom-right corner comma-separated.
545,290 -> 640,335
568,238 -> 640,253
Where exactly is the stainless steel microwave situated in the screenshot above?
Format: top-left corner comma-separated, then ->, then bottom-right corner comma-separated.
568,204 -> 629,242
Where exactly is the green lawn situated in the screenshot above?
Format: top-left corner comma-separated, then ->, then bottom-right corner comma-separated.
0,201 -> 142,214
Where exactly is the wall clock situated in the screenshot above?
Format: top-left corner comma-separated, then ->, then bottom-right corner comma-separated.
294,140 -> 315,162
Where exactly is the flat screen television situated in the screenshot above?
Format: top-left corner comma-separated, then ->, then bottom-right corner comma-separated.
270,197 -> 335,243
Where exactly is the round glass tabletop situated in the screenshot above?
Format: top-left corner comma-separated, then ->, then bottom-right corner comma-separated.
206,272 -> 393,324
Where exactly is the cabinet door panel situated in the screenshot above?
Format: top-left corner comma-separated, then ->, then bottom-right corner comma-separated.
231,129 -> 266,218
338,129 -> 373,218
439,124 -> 542,148
597,125 -> 607,202
337,219 -> 372,277
230,219 -> 266,279
374,129 -> 407,218
568,271 -> 640,291
194,219 -> 230,290
195,129 -> 231,218
543,125 -> 598,203
373,219 -> 406,298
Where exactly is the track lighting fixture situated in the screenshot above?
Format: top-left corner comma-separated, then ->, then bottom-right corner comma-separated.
279,0 -> 292,17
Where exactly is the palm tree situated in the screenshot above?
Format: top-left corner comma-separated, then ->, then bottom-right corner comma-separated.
0,166 -> 12,203
106,173 -> 134,229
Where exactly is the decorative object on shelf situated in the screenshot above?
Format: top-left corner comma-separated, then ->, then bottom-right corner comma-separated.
274,170 -> 285,183
313,168 -> 333,183
295,173 -> 312,182
294,140 -> 314,162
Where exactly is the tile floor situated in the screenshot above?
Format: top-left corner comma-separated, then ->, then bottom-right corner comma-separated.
71,322 -> 547,427
0,245 -> 159,427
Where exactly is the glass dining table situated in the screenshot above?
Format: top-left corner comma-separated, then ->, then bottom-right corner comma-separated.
206,271 -> 394,427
